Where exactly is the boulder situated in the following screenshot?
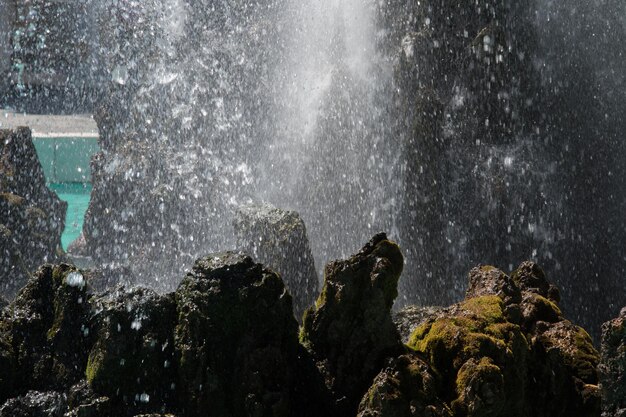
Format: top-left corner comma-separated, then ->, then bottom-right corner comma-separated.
233,203 -> 318,320
403,262 -> 600,417
467,265 -> 522,306
0,264 -> 89,397
300,233 -> 405,414
600,308 -> 626,417
174,251 -> 320,417
0,128 -> 66,297
63,380 -> 112,417
85,287 -> 178,413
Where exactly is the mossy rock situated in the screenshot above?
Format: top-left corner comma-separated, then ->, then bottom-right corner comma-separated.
466,266 -> 521,305
174,251 -> 310,417
519,292 -> 562,331
300,233 -> 405,415
453,357 -> 505,417
407,263 -> 601,417
0,193 -> 25,207
408,295 -> 528,417
357,354 -> 452,417
1,264 -> 90,392
85,287 -> 177,412
600,311 -> 626,416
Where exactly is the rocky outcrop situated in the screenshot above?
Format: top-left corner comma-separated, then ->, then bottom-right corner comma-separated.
360,262 -> 601,417
233,203 -> 318,320
174,251 -> 319,416
600,307 -> 626,417
0,249 -> 331,416
0,264 -> 89,396
85,286 -> 177,412
300,233 -> 405,414
0,128 -> 66,297
0,238 -> 613,417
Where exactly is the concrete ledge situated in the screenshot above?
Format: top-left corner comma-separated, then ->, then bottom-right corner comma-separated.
0,110 -> 100,183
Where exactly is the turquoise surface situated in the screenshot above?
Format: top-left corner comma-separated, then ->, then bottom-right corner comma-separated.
49,183 -> 92,250
32,137 -> 99,182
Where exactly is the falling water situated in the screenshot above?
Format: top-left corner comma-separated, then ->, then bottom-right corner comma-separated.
257,0 -> 398,266
1,0 -> 625,339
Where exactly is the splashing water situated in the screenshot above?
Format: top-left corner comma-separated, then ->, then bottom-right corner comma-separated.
2,0 -> 625,339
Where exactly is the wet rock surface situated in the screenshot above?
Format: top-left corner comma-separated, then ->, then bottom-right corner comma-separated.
174,251 -> 315,417
600,308 -> 626,417
300,233 -> 405,414
233,203 -> 318,320
0,237 -> 619,417
0,128 -> 66,297
383,0 -> 626,344
0,390 -> 66,417
361,262 -> 601,417
393,305 -> 446,343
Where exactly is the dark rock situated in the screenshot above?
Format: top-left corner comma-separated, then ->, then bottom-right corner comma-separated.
0,264 -> 89,396
467,265 -> 522,305
174,251 -> 318,417
0,391 -> 66,417
600,310 -> 626,417
357,354 -> 451,417
393,305 -> 445,343
300,233 -> 404,414
63,380 -> 112,417
233,203 -> 319,320
0,128 -> 66,297
85,287 -> 177,412
511,261 -> 552,300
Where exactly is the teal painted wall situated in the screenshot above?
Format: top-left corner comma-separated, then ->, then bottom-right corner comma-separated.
32,136 -> 99,183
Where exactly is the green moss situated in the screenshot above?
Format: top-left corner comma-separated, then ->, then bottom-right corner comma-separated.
85,347 -> 104,386
314,278 -> 330,310
407,295 -> 527,410
299,307 -> 313,348
455,357 -> 501,395
531,294 -> 562,317
569,326 -> 600,384
462,295 -> 506,324
0,192 -> 24,207
407,322 -> 433,347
